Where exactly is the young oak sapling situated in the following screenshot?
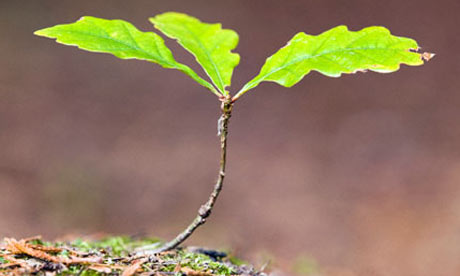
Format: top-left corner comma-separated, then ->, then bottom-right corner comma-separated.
35,12 -> 433,253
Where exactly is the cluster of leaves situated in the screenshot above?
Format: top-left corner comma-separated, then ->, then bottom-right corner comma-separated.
35,12 -> 431,101
0,236 -> 260,276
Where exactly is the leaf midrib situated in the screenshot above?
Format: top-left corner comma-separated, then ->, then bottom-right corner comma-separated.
252,46 -> 415,85
50,29 -> 175,67
180,23 -> 226,93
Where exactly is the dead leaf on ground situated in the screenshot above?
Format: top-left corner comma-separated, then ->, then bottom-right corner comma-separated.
0,253 -> 32,270
4,238 -> 102,265
181,267 -> 214,276
122,257 -> 148,276
88,263 -> 123,273
28,244 -> 62,253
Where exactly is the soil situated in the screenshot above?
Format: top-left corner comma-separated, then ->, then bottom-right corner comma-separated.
0,236 -> 265,276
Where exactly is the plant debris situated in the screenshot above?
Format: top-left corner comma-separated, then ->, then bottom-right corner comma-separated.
0,236 -> 265,276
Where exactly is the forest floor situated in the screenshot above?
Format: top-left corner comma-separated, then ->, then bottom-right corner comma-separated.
0,236 -> 265,276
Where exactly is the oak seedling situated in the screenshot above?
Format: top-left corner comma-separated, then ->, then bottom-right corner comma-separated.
35,12 -> 433,253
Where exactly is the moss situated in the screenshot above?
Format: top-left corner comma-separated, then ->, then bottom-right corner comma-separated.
68,236 -> 160,257
0,236 -> 262,276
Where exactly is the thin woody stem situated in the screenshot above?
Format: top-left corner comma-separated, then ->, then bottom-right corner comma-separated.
152,97 -> 233,253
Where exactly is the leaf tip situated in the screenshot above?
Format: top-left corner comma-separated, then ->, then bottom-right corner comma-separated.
421,52 -> 435,62
33,28 -> 49,37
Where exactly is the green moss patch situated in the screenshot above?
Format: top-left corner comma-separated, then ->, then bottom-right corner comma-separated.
0,236 -> 263,276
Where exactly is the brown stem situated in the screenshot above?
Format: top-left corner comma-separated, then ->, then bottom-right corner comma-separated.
149,97 -> 233,253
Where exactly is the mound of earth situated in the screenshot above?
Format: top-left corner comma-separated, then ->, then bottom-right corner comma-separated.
0,236 -> 265,276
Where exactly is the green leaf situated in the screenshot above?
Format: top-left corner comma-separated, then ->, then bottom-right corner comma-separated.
150,12 -> 240,95
235,26 -> 431,99
34,16 -> 219,96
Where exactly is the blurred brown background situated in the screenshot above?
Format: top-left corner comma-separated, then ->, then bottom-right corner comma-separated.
0,0 -> 458,275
